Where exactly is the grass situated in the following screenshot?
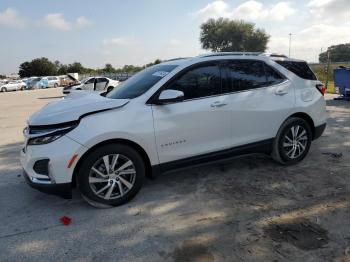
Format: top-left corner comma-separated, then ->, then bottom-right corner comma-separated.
309,63 -> 350,94
326,81 -> 335,94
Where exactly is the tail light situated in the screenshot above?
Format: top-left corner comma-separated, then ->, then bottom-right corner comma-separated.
316,84 -> 326,96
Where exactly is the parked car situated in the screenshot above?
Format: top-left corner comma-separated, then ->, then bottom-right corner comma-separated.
0,80 -> 26,92
62,77 -> 119,94
47,76 -> 60,88
59,74 -> 79,87
21,53 -> 327,207
27,77 -> 49,89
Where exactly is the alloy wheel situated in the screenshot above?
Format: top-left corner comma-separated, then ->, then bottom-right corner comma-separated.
283,125 -> 308,159
88,154 -> 136,200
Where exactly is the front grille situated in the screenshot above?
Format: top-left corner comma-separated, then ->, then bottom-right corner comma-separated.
33,159 -> 50,176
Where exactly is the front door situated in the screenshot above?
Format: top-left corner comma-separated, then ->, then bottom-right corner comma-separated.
83,78 -> 95,90
151,62 -> 232,164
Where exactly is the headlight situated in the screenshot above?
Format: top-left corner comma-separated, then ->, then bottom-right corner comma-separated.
26,122 -> 78,145
28,134 -> 65,145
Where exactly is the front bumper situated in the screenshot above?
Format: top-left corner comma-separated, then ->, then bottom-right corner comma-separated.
20,135 -> 87,198
23,170 -> 72,199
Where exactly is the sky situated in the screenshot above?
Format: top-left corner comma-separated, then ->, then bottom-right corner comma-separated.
0,0 -> 350,74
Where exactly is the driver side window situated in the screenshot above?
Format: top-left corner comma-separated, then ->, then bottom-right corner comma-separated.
167,64 -> 221,100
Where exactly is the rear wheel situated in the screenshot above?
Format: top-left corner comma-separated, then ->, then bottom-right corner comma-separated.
1,87 -> 7,92
77,144 -> 145,207
272,117 -> 312,165
54,83 -> 58,88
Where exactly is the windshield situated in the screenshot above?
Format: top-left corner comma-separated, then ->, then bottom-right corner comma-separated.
80,78 -> 90,84
107,64 -> 178,99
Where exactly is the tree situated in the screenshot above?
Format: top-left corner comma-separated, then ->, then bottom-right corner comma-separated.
319,44 -> 350,63
103,63 -> 116,73
200,18 -> 269,52
18,58 -> 57,77
66,62 -> 85,74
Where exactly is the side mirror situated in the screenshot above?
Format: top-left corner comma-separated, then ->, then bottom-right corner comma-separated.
157,89 -> 184,104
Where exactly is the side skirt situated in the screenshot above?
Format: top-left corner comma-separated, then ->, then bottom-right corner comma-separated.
151,138 -> 274,175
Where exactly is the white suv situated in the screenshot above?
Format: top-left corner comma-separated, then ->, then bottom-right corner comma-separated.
21,53 -> 327,207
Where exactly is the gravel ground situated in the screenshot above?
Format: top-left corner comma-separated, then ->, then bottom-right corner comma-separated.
0,88 -> 349,262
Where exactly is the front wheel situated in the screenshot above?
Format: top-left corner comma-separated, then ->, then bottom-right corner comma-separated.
77,144 -> 145,207
54,83 -> 58,88
1,87 -> 7,92
271,117 -> 312,165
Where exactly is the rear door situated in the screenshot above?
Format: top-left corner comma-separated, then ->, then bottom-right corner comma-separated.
95,77 -> 108,91
224,59 -> 295,146
152,62 -> 232,164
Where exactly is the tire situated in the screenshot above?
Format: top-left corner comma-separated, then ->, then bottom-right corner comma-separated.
271,117 -> 312,165
1,87 -> 7,92
54,83 -> 58,88
77,143 -> 145,207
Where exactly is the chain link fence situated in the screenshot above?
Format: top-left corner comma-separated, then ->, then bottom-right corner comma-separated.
78,72 -> 135,81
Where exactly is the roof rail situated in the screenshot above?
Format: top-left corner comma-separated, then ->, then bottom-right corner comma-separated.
266,53 -> 288,58
199,52 -> 288,58
164,57 -> 190,62
200,52 -> 263,58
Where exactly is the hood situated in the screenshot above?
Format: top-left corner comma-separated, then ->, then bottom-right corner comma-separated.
28,92 -> 129,126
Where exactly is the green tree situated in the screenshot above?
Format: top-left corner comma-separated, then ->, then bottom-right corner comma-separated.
57,64 -> 68,75
18,57 -> 57,77
319,44 -> 350,63
145,59 -> 162,68
103,63 -> 116,73
67,62 -> 85,73
200,18 -> 269,52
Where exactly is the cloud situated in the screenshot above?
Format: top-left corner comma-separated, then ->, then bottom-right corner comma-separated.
44,13 -> 91,31
103,37 -> 136,46
268,24 -> 350,61
75,16 -> 91,29
308,0 -> 350,22
192,0 -> 296,21
168,39 -> 182,46
0,8 -> 26,28
193,1 -> 231,19
44,13 -> 71,31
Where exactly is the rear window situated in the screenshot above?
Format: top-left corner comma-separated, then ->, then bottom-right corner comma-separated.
275,61 -> 317,80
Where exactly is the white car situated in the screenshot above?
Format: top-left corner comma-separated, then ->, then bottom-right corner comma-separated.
62,77 -> 119,94
1,80 -> 26,92
47,76 -> 60,88
21,53 -> 327,207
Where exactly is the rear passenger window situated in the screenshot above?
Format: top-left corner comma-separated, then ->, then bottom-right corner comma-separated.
275,61 -> 317,80
226,60 -> 266,92
168,64 -> 221,100
264,64 -> 286,85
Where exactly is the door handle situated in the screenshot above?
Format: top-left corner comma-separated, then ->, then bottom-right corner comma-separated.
275,87 -> 288,95
210,101 -> 227,108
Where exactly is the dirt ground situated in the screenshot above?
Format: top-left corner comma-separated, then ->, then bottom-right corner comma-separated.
0,88 -> 349,262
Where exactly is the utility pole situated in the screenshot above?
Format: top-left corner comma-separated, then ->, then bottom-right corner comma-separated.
288,33 -> 292,58
325,51 -> 331,89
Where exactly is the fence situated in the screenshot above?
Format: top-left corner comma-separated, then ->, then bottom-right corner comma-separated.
78,72 -> 135,81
